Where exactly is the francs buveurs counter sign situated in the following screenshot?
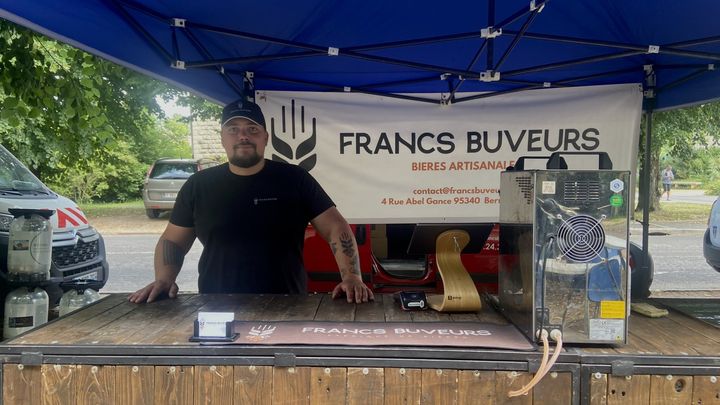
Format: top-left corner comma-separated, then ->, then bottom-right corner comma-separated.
226,321 -> 534,350
257,83 -> 642,224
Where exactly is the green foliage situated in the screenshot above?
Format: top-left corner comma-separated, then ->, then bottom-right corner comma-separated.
172,93 -> 222,122
638,101 -> 720,211
0,20 -> 192,202
665,147 -> 720,182
47,140 -> 146,203
704,179 -> 720,195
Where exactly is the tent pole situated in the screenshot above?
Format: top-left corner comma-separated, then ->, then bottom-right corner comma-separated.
494,10 -> 540,71
486,0 -> 495,71
504,50 -> 644,77
641,100 -> 654,289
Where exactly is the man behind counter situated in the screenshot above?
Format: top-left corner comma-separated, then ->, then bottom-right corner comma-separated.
129,99 -> 373,304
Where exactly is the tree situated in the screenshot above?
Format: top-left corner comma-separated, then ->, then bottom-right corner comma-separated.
0,20 -> 192,201
636,101 -> 720,212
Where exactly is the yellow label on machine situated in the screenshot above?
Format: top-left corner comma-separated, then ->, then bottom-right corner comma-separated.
600,301 -> 626,319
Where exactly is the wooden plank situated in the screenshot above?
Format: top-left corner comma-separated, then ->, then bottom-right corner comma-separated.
474,306 -> 512,325
692,376 -> 720,405
115,365 -> 154,405
354,294 -> 388,322
129,295 -> 210,345
626,315 -> 703,356
650,375 -> 693,404
75,295 -> 195,344
233,366 -> 273,405
607,375 -> 650,405
494,371 -> 532,405
154,365 -> 193,405
411,309 -> 452,322
193,365 -> 233,405
153,295 -> 226,344
11,295 -> 128,344
310,367 -> 347,405
589,372 -> 608,405
272,366 -> 311,405
644,314 -> 720,355
232,294 -> 277,321
348,367 -> 383,405
449,312 -> 480,322
313,294 -> 356,321
76,365 -> 115,405
420,369 -> 458,404
533,372 -> 572,405
383,294 -> 412,322
384,368 -> 421,405
612,332 -> 665,356
41,364 -> 76,405
40,301 -> 140,345
457,370 -> 495,405
266,295 -> 322,321
662,310 -> 720,348
3,364 -> 42,405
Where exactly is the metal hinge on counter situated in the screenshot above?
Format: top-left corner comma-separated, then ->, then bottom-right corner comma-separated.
274,353 -> 297,367
611,360 -> 635,376
528,358 -> 542,373
20,352 -> 43,366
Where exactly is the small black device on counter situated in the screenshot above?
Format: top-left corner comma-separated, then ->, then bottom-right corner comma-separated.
394,291 -> 428,311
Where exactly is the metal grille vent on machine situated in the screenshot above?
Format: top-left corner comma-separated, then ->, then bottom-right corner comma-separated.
556,214 -> 606,263
562,181 -> 601,202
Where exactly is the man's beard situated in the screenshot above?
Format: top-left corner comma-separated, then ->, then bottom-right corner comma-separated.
229,144 -> 263,168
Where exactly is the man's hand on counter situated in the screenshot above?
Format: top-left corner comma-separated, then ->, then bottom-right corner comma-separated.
331,276 -> 375,304
128,279 -> 179,303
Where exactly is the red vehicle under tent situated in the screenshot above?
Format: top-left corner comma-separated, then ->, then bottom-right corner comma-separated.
1,1 -> 719,404
303,223 -> 502,295
303,220 -> 653,300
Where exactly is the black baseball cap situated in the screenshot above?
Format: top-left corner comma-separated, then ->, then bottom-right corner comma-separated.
221,99 -> 266,128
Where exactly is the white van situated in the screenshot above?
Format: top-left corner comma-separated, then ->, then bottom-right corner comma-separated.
0,145 -> 109,304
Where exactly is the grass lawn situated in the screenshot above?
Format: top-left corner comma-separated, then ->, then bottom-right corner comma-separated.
650,202 -> 711,222
78,199 -> 712,223
79,199 -> 146,218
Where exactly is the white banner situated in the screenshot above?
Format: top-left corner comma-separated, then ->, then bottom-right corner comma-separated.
256,84 -> 642,223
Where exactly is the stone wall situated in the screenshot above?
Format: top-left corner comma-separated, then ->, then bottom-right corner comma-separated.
190,119 -> 225,160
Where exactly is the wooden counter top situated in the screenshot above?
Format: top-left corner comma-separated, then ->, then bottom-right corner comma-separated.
1,294 -> 718,367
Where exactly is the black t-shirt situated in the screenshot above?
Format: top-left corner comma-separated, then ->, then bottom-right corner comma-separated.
170,160 -> 335,294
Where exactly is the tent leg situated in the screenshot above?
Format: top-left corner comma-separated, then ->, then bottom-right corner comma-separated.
641,105 -> 653,286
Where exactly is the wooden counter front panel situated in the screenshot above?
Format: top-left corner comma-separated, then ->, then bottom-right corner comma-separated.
589,373 -> 718,405
3,364 -> 572,405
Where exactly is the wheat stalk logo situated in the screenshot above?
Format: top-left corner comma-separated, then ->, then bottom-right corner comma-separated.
246,325 -> 277,342
270,99 -> 317,171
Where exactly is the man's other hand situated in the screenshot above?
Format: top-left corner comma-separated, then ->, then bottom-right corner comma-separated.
128,279 -> 179,303
332,277 -> 374,303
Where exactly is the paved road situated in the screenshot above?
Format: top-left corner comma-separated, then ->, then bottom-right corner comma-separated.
101,227 -> 720,294
630,231 -> 720,291
663,189 -> 716,205
102,234 -> 202,294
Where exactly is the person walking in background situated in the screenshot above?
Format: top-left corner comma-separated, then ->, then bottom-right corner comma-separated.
661,165 -> 675,201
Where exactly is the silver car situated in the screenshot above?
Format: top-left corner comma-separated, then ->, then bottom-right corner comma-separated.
704,195 -> 720,272
142,158 -> 216,218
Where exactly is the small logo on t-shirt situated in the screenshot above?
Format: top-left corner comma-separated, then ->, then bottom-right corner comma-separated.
254,197 -> 278,205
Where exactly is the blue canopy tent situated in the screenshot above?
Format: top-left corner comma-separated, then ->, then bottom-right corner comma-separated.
2,0 -> 720,288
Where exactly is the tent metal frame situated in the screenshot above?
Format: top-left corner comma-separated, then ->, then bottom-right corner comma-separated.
107,0 -> 720,273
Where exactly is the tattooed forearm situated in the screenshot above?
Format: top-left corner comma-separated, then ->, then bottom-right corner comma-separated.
162,239 -> 185,267
340,232 -> 354,257
338,232 -> 361,276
